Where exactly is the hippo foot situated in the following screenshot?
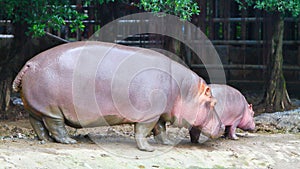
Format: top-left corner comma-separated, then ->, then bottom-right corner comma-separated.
37,137 -> 54,142
227,126 -> 239,140
190,138 -> 199,144
54,136 -> 77,144
139,144 -> 155,152
135,122 -> 158,152
42,117 -> 77,144
189,127 -> 201,144
29,116 -> 53,142
136,137 -> 155,152
229,134 -> 239,140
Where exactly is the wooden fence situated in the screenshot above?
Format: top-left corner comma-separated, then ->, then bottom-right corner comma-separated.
193,0 -> 300,91
1,0 -> 299,92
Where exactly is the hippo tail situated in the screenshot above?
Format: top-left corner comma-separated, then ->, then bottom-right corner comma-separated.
12,63 -> 31,92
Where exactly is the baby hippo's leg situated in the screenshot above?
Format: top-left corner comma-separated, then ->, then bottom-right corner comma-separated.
228,125 -> 239,140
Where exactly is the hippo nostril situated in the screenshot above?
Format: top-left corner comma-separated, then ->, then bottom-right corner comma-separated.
221,124 -> 225,130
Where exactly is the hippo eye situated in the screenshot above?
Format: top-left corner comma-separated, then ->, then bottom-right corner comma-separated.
205,101 -> 211,108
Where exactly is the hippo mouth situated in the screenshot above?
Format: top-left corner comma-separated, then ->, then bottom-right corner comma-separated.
200,123 -> 225,139
245,128 -> 256,133
244,122 -> 256,132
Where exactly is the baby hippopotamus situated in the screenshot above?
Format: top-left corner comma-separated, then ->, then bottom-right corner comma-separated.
190,84 -> 255,143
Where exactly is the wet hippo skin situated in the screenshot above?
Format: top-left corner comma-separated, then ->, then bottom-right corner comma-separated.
13,41 -> 224,151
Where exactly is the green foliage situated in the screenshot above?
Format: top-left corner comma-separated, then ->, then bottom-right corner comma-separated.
98,0 -> 114,4
235,0 -> 300,17
0,0 -> 88,37
138,0 -> 200,20
0,0 -> 200,37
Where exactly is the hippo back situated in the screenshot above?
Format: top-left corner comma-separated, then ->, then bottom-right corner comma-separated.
209,84 -> 247,125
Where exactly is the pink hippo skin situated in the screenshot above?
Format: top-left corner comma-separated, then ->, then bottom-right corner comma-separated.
190,84 -> 255,143
12,41 -> 224,151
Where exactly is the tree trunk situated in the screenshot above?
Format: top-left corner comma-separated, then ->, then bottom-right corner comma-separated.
262,14 -> 293,112
0,77 -> 12,111
0,23 -> 27,113
0,22 -> 68,116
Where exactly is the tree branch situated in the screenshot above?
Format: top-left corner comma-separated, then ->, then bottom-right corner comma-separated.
45,32 -> 69,43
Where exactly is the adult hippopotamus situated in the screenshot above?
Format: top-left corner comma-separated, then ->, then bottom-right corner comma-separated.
12,41 -> 224,151
190,84 -> 255,143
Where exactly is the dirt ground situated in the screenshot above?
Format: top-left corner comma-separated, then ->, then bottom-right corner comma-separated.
0,119 -> 300,169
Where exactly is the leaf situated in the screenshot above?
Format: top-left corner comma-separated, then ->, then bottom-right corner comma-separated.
236,0 -> 300,17
137,0 -> 200,20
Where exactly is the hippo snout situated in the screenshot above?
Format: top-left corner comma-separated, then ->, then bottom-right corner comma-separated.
249,124 -> 256,131
209,123 -> 225,139
216,123 -> 225,138
245,121 -> 256,131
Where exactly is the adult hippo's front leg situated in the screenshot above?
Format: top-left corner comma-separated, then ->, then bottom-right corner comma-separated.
152,118 -> 173,145
189,127 -> 201,143
135,121 -> 159,152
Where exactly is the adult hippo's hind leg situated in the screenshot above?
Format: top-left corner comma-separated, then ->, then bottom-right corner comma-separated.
29,115 -> 53,141
43,117 -> 77,144
135,121 -> 158,152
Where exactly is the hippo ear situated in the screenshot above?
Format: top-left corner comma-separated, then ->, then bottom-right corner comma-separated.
248,104 -> 253,110
204,86 -> 212,97
198,82 -> 206,95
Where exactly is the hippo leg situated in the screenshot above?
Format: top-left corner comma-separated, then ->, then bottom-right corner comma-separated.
224,126 -> 230,137
189,127 -> 201,143
135,121 -> 158,152
228,125 -> 239,140
43,117 -> 77,144
152,119 -> 173,145
29,115 -> 53,141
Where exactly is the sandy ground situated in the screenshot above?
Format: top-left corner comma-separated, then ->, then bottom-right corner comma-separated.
0,119 -> 300,169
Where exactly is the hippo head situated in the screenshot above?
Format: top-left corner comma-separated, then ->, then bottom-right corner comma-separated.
193,85 -> 225,139
238,104 -> 256,131
176,80 -> 224,139
173,78 -> 225,138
